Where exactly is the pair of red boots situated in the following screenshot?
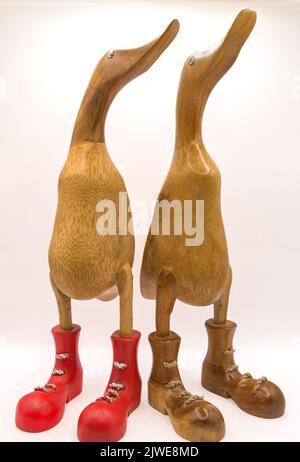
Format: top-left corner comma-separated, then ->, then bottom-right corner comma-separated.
15,325 -> 141,441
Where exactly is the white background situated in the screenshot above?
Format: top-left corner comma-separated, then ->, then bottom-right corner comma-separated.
0,0 -> 299,442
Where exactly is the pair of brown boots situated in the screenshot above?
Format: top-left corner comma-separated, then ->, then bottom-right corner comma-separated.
148,320 -> 285,442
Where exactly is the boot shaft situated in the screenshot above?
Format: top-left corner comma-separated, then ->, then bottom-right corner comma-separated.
52,324 -> 82,373
203,319 -> 237,368
108,330 -> 141,385
149,331 -> 181,384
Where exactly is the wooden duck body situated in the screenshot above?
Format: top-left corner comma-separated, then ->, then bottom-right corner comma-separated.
141,10 -> 256,307
141,143 -> 229,306
49,141 -> 134,301
48,20 -> 180,305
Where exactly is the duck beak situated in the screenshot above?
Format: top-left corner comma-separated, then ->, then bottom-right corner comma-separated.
203,9 -> 256,82
123,19 -> 180,77
222,9 -> 257,59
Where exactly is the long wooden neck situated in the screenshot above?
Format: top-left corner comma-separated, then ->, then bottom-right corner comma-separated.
70,19 -> 179,148
70,69 -> 120,147
175,78 -> 211,150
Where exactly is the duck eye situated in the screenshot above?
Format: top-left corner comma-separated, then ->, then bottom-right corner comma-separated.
107,50 -> 115,59
188,56 -> 195,66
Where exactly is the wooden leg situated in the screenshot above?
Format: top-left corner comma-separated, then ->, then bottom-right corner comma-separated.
156,269 -> 177,337
50,274 -> 73,330
116,264 -> 133,337
213,266 -> 232,325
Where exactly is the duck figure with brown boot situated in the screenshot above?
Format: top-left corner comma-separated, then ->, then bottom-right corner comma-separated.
141,10 -> 285,442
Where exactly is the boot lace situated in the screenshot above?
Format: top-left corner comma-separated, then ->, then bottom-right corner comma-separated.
96,360 -> 127,403
236,370 -> 268,394
34,383 -> 57,393
238,372 -> 252,386
166,380 -> 204,406
109,382 -> 125,391
96,382 -> 125,404
221,346 -> 268,393
252,376 -> 268,395
56,352 -> 71,360
163,360 -> 177,368
222,346 -> 238,373
237,371 -> 268,394
52,369 -> 65,376
225,365 -> 239,373
34,350 -> 72,392
51,352 -> 71,376
114,361 -> 127,370
223,348 -> 235,356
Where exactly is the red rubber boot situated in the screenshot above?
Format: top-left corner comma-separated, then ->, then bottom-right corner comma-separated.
16,324 -> 83,432
77,330 -> 141,442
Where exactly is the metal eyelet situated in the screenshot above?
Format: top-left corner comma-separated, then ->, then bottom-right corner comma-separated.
188,56 -> 195,66
107,50 -> 115,59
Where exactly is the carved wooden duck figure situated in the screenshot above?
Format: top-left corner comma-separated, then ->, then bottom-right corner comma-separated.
141,10 -> 285,442
15,20 -> 179,442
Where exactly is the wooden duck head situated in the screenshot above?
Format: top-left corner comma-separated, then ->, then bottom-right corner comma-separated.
71,19 -> 180,147
175,9 -> 256,148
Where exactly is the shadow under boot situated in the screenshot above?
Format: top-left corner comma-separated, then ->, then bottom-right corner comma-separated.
201,319 -> 285,419
148,331 -> 225,442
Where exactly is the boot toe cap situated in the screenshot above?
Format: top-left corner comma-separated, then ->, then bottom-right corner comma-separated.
77,400 -> 127,442
194,402 -> 225,442
172,401 -> 225,442
249,381 -> 285,419
16,391 -> 65,432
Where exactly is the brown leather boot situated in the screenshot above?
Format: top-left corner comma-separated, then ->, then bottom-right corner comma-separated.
148,331 -> 225,442
202,319 -> 285,418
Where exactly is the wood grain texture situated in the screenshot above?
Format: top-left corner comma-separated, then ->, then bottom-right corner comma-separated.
48,20 -> 179,334
141,10 -> 256,312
